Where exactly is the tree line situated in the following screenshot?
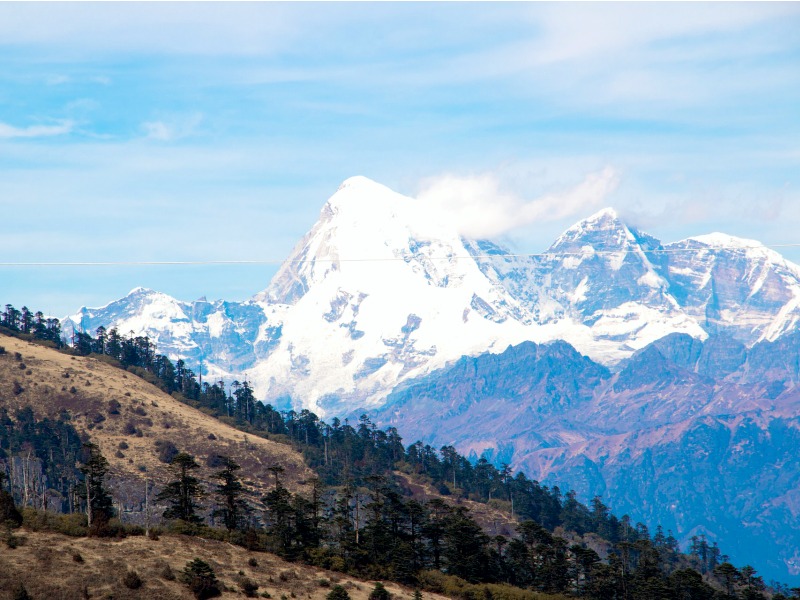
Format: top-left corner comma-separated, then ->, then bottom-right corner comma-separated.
1,304 -> 62,345
0,302 -> 794,599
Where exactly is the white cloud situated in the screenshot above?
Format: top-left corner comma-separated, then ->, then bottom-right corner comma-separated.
0,120 -> 73,139
142,112 -> 203,142
528,3 -> 797,66
416,167 -> 619,239
45,74 -> 71,86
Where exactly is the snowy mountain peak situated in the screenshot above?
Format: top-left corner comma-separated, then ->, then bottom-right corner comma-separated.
336,175 -> 387,192
326,176 -> 403,216
688,232 -> 763,250
65,177 -> 800,418
128,286 -> 154,295
586,206 -> 619,221
549,206 -> 653,254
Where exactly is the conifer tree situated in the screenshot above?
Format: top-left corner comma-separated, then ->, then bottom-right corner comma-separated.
78,442 -> 113,531
369,582 -> 391,600
0,472 -> 22,528
327,585 -> 351,600
182,558 -> 221,599
157,452 -> 206,524
211,456 -> 248,532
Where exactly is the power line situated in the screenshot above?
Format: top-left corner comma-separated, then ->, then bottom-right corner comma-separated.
2,243 -> 800,267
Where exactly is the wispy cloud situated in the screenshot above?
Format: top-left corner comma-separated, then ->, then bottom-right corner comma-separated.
45,74 -> 70,86
142,112 -> 203,142
0,120 -> 73,139
417,167 -> 619,239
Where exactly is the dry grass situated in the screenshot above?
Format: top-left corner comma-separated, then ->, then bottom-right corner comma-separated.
0,528 -> 447,600
393,471 -> 518,538
0,333 -> 312,509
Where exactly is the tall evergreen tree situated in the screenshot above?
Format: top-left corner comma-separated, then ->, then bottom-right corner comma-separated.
78,442 -> 113,531
211,456 -> 248,532
157,452 -> 206,524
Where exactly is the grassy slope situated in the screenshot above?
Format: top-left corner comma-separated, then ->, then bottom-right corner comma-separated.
0,333 -> 311,506
0,333 -> 569,600
0,528 -> 450,600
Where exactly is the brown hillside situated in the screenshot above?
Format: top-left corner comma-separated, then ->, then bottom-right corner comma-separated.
0,333 -> 311,512
0,528 -> 447,600
394,472 -> 518,537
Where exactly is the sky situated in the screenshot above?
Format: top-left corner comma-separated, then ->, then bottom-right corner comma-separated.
2,2 -> 800,317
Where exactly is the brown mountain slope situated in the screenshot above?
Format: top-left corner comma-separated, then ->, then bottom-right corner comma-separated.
0,528 -> 447,600
0,333 -> 311,509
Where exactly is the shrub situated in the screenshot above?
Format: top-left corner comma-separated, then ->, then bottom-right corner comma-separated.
0,490 -> 23,528
12,584 -> 31,600
205,454 -> 226,468
327,585 -> 351,600
73,551 -> 84,563
12,381 -> 23,395
248,557 -> 259,568
182,558 -> 221,599
118,441 -> 129,449
107,399 -> 121,415
155,439 -> 179,463
369,583 -> 391,600
240,577 -> 260,597
159,563 -> 176,581
123,570 -> 143,589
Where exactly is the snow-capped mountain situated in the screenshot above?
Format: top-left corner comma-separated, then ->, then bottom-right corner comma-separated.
663,233 -> 800,342
64,176 -> 800,415
63,288 -> 269,382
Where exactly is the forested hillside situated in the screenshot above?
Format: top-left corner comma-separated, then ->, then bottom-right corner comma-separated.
0,304 -> 795,599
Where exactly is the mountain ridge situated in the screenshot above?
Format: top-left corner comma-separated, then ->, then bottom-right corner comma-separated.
61,176 -> 800,417
368,331 -> 800,582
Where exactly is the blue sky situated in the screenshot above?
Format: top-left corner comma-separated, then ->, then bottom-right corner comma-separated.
2,2 -> 799,316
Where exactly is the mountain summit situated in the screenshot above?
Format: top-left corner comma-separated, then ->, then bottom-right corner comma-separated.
64,177 -> 800,415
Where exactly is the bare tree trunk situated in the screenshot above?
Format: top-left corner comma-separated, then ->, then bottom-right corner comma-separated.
144,479 -> 150,537
86,476 -> 93,527
354,492 -> 360,545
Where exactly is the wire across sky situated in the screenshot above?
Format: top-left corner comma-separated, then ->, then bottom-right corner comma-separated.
3,243 -> 800,267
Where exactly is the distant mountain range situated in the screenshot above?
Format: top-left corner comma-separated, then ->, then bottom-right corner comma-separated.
64,176 -> 800,415
373,332 -> 800,582
63,176 -> 800,582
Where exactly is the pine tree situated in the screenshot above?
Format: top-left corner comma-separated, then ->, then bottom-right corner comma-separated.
157,452 -> 206,524
182,558 -> 221,599
263,483 -> 296,557
78,442 -> 113,532
327,585 -> 351,600
369,582 -> 391,600
211,456 -> 248,531
0,471 -> 22,528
